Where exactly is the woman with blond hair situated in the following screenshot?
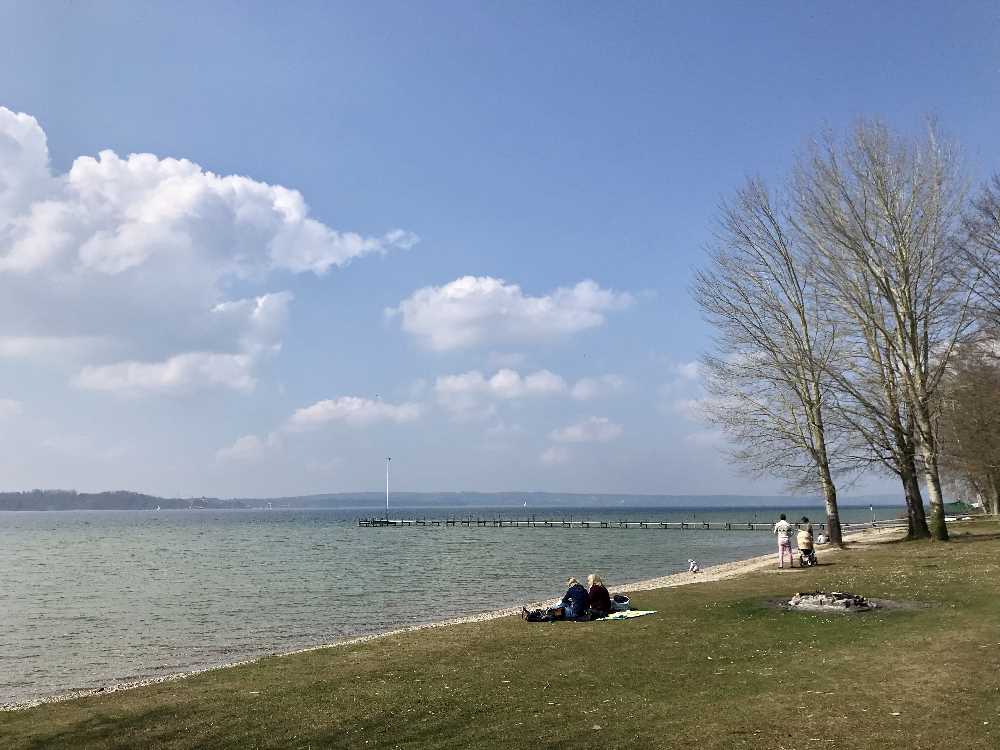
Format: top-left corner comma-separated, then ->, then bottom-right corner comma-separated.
587,573 -> 612,617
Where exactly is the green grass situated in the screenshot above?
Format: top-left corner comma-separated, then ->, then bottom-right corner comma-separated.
3,523 -> 999,749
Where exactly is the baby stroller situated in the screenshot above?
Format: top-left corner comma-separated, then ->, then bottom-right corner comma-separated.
798,547 -> 818,567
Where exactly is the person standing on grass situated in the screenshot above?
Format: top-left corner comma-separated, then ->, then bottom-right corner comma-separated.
797,517 -> 817,566
773,513 -> 794,568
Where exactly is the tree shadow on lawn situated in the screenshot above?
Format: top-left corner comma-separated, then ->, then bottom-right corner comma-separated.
869,530 -> 1000,546
950,531 -> 1000,543
7,705 -> 188,750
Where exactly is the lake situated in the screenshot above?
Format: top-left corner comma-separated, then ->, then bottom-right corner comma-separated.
0,504 -> 892,705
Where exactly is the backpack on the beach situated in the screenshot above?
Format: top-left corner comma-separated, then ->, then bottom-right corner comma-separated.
523,607 -> 561,622
611,594 -> 630,612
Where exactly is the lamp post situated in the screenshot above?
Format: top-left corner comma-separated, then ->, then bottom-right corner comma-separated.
385,456 -> 391,520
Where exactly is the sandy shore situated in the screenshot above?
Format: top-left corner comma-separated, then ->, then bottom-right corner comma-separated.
1,523 -> 903,712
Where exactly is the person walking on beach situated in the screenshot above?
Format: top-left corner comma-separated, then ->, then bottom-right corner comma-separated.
773,513 -> 794,568
797,517 -> 817,566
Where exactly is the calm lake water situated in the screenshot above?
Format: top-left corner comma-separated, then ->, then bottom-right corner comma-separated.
0,505 -> 893,704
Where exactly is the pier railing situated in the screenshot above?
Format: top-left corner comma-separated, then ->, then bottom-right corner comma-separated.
357,516 -> 908,532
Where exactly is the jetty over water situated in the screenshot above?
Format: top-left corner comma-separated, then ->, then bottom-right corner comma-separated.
358,516 -> 908,532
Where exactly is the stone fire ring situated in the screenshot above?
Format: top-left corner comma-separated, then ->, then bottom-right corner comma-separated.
784,591 -> 878,613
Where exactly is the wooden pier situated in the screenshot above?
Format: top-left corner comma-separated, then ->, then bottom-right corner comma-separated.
357,516 -> 907,532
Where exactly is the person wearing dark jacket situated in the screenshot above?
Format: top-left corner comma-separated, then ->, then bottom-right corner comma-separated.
561,577 -> 590,619
587,574 -> 611,617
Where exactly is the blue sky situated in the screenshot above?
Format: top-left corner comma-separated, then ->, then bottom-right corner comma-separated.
0,2 -> 998,497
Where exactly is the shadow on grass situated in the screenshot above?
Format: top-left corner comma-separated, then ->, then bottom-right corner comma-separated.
12,706 -> 186,750
950,531 -> 1000,543
870,529 -> 1000,546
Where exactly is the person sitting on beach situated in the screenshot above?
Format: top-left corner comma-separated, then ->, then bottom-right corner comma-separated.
773,513 -> 794,568
587,574 -> 612,617
688,559 -> 701,573
797,517 -> 817,566
561,577 -> 591,619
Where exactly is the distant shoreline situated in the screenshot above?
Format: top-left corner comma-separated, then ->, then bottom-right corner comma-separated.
0,488 -> 908,512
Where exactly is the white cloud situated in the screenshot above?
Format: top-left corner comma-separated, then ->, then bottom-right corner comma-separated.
434,368 -> 625,418
670,397 -> 705,421
540,445 -> 571,465
434,368 -> 567,418
217,434 -> 268,462
682,429 -> 725,447
549,416 -> 624,444
75,351 -> 257,395
570,374 -> 626,400
672,361 -> 700,381
0,107 -> 413,392
0,335 -> 108,361
0,398 -> 22,419
286,396 -> 422,431
73,291 -> 294,395
389,276 -> 633,351
657,360 -> 709,418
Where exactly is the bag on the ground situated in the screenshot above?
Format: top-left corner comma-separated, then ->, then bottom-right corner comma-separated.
523,606 -> 563,622
610,593 -> 630,612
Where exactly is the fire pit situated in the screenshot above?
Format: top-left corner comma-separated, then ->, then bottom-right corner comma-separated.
786,591 -> 878,612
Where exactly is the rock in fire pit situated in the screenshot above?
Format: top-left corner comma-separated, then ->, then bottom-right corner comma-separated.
787,591 -> 878,612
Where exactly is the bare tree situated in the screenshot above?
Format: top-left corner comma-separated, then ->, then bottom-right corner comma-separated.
963,175 -> 1000,330
694,179 -> 845,545
793,121 -> 973,540
938,345 -> 1000,515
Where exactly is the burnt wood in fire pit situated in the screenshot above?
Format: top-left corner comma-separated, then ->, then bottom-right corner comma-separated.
786,591 -> 878,612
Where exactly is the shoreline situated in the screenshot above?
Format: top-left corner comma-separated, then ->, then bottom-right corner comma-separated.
1,524 -> 900,712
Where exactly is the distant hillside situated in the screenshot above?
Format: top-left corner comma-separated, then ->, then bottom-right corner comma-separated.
255,491 -> 904,510
0,490 -> 248,511
0,489 -> 904,511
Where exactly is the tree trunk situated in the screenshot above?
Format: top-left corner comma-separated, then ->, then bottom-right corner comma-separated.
987,474 -> 1000,516
817,460 -> 843,546
919,447 -> 950,540
901,455 -> 931,539
810,406 -> 843,546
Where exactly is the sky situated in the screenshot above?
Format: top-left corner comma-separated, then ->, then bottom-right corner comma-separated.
0,1 -> 998,498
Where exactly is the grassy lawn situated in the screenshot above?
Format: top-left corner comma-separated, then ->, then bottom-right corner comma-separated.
2,522 -> 999,749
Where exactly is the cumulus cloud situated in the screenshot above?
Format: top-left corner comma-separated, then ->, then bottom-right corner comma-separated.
434,368 -> 625,419
73,291 -> 293,395
389,276 -> 633,351
656,359 -> 711,418
570,374 -> 626,400
0,398 -> 22,419
549,416 -> 624,444
435,368 -> 566,411
0,107 -> 414,393
217,434 -> 269,462
75,351 -> 257,395
286,396 -> 422,431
